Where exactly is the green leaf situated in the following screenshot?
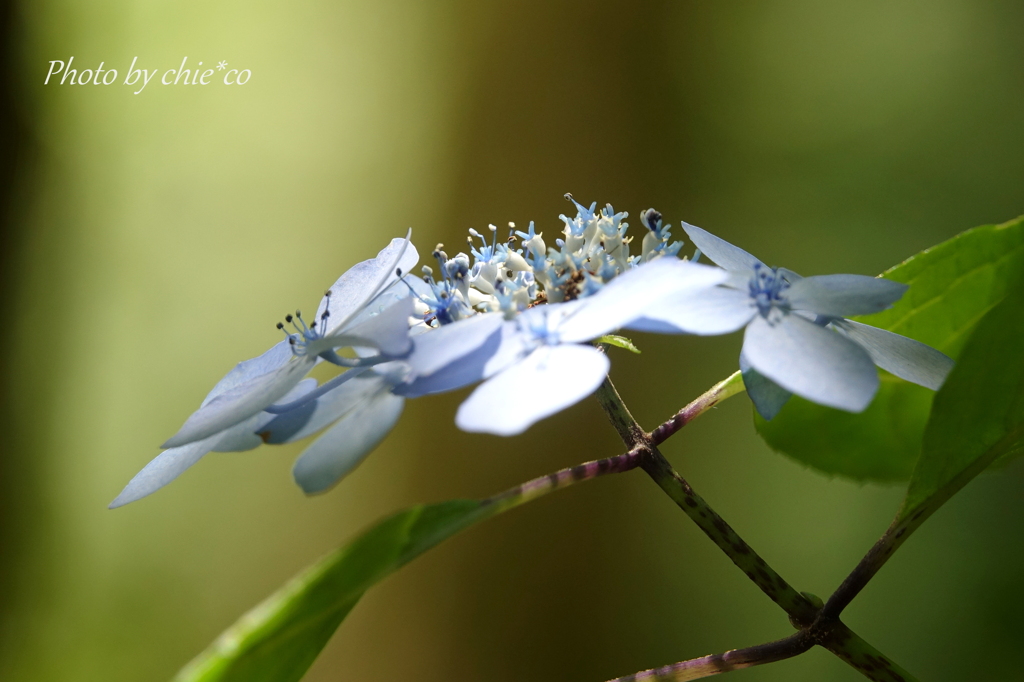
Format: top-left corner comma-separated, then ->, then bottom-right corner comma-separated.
174,500 -> 495,682
901,292 -> 1024,519
172,452 -> 639,682
597,334 -> 641,354
755,216 -> 1024,481
842,294 -> 1024,579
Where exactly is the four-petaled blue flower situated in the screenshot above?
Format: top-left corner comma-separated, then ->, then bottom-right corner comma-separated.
629,223 -> 954,418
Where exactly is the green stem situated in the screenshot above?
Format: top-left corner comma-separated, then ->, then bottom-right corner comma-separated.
640,449 -> 819,626
595,374 -> 922,681
488,449 -> 643,510
818,623 -> 921,682
606,631 -> 813,681
822,426 -> 1024,622
594,377 -> 819,627
650,371 -> 745,445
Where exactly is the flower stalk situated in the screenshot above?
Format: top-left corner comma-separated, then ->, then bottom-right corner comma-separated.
593,376 -> 819,626
604,631 -> 813,681
595,373 -> 922,681
650,370 -> 745,445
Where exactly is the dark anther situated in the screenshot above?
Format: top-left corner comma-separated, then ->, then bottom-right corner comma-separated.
395,267 -> 403,277
641,208 -> 663,231
295,310 -> 302,317
276,322 -> 284,330
285,314 -> 293,323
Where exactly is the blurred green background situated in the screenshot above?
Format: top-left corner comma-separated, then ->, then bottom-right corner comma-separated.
2,1 -> 1024,680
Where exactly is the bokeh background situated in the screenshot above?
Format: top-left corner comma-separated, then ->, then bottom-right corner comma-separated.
2,1 -> 1024,680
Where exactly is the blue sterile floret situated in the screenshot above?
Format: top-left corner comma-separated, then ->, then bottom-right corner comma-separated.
112,237 -> 422,506
626,222 -> 955,420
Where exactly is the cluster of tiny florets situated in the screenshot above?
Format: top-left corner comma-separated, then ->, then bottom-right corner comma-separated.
415,194 -> 684,326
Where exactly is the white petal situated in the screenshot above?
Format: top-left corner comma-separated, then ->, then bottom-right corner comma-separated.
557,259 -> 728,342
403,312 -> 505,377
626,286 -> 755,335
681,222 -> 765,272
259,372 -> 392,444
292,392 -> 405,494
161,354 -> 316,448
455,344 -> 610,436
786,275 -> 907,318
742,314 -> 879,413
317,236 -> 419,334
739,352 -> 792,420
834,320 -> 954,390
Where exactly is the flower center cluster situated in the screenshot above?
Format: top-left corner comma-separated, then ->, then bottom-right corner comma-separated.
276,308 -> 326,357
749,264 -> 791,319
412,195 -> 685,328
519,308 -> 562,349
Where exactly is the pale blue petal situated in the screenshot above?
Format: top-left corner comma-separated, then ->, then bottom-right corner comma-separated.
201,340 -> 293,407
259,372 -> 392,444
743,314 -> 878,413
109,440 -> 214,508
739,352 -> 792,420
455,344 -> 609,436
343,274 -> 428,331
316,236 -> 419,334
681,222 -> 765,272
397,321 -> 525,397
786,275 -> 907,318
292,392 -> 405,494
204,377 -> 319,450
110,414 -> 257,508
557,259 -> 728,342
834,320 -> 954,390
317,296 -> 415,357
161,354 -> 317,448
777,268 -> 803,282
623,316 -> 688,334
625,286 -> 755,336
404,313 -> 505,377
111,378 -> 320,508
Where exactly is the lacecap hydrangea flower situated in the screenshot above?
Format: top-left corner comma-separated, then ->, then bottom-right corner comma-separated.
117,196 -> 939,507
628,222 -> 954,418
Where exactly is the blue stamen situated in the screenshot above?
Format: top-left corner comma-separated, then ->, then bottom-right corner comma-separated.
749,263 -> 791,317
